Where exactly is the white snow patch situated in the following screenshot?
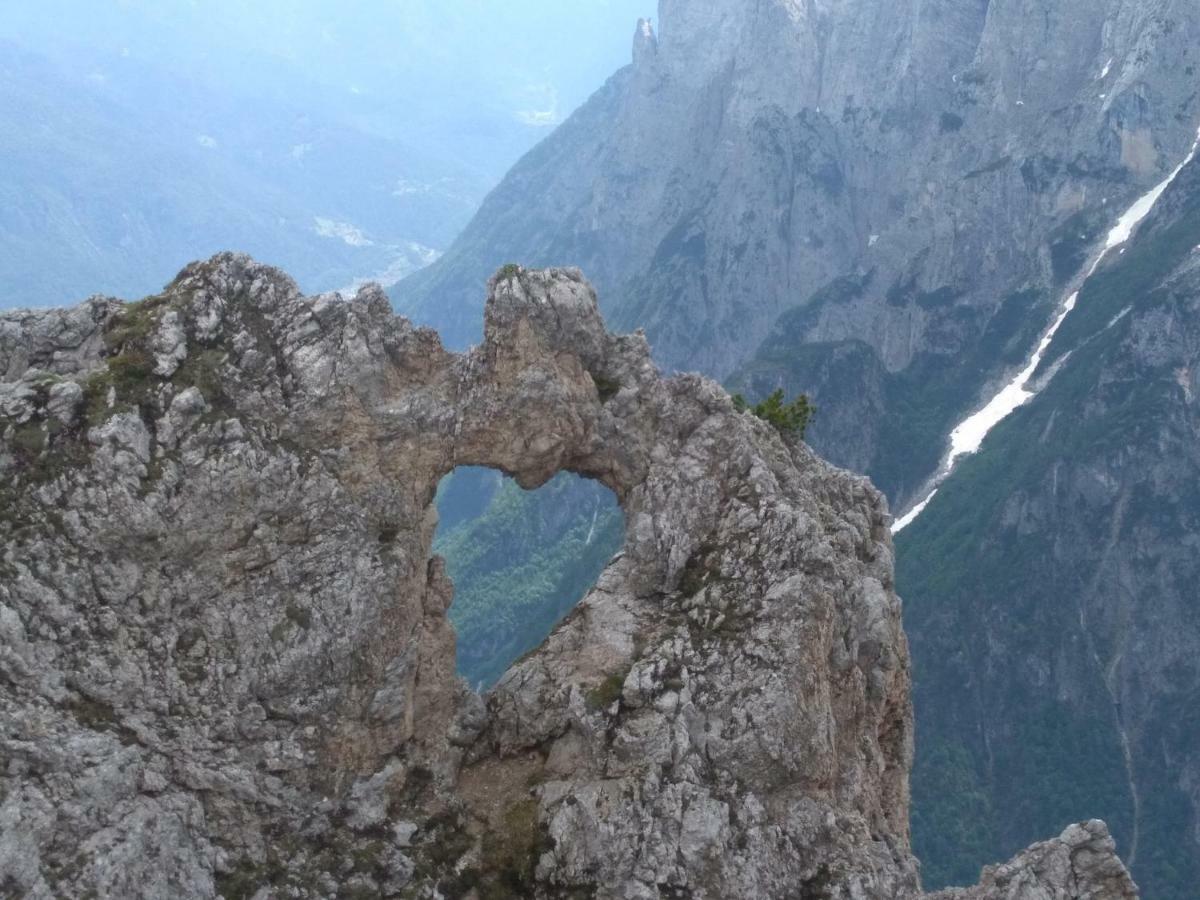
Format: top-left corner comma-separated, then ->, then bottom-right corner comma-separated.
943,290 -> 1077,465
314,218 -> 374,247
893,490 -> 938,532
1176,367 -> 1193,402
291,143 -> 313,161
197,135 -> 217,149
868,234 -> 879,247
1106,306 -> 1133,329
894,123 -> 1200,533
1099,57 -> 1114,80
1103,126 -> 1200,250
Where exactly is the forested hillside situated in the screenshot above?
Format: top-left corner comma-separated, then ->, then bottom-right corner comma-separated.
899,154 -> 1200,897
435,469 -> 623,688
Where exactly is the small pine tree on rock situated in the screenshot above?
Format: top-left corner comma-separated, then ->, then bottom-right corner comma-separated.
732,389 -> 815,441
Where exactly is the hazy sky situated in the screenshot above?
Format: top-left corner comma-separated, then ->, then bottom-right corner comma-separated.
0,1 -> 653,148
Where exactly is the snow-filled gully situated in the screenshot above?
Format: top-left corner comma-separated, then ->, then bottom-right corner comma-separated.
893,125 -> 1200,533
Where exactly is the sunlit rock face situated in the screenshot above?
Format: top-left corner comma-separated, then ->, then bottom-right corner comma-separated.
0,255 -> 1133,898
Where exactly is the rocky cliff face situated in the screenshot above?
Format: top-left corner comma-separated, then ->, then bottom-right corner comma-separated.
395,0 -> 1200,506
0,255 -> 1134,898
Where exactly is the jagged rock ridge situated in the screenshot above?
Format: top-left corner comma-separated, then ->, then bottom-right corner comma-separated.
1,255 -> 1134,898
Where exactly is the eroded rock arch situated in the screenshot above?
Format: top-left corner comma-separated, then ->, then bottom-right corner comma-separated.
247,256 -> 913,895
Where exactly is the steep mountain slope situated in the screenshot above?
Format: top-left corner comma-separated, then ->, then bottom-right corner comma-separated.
396,0 -> 1200,508
898,155 -> 1200,898
0,254 -> 1133,898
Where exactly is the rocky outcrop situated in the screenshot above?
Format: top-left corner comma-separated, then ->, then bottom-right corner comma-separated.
0,255 -> 1133,897
928,822 -> 1139,900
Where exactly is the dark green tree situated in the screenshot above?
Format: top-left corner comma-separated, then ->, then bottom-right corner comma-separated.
732,389 -> 815,440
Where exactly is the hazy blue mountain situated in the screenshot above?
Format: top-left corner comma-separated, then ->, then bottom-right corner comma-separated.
0,0 -> 649,307
0,41 -> 472,307
0,0 -> 653,171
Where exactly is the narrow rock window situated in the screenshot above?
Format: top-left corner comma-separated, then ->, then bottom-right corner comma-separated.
433,467 -> 623,690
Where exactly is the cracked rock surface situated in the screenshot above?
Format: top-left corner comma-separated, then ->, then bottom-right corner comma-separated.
0,254 -> 1135,898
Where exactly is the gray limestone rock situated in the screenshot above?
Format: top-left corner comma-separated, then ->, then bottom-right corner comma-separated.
0,255 -> 1133,898
927,821 -> 1138,900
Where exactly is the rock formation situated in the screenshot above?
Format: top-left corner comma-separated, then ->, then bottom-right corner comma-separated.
1,255 -> 1135,897
927,821 -> 1139,900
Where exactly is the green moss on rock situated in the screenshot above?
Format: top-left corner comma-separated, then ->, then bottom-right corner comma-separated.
586,670 -> 628,711
103,295 -> 170,352
478,799 -> 548,899
11,423 -> 47,456
173,349 -> 227,403
591,374 -> 621,403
